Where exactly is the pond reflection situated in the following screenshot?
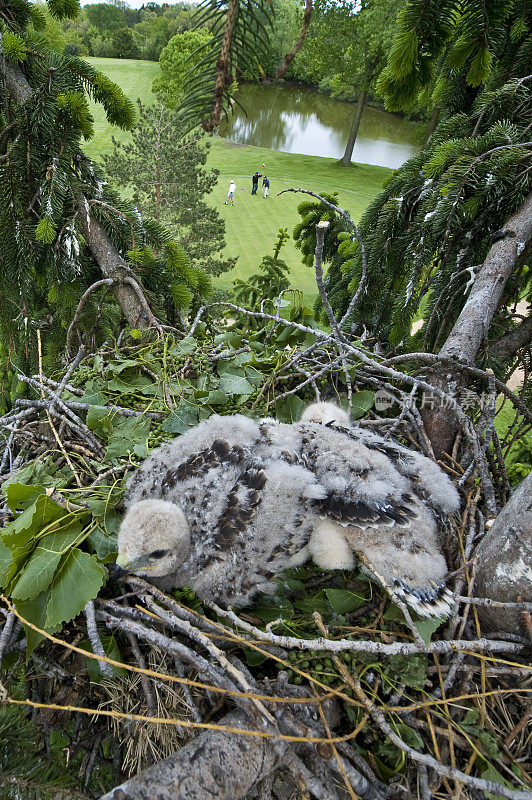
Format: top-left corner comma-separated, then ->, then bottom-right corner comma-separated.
220,83 -> 420,168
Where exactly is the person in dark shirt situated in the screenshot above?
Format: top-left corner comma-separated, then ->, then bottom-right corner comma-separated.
262,175 -> 270,198
251,171 -> 263,194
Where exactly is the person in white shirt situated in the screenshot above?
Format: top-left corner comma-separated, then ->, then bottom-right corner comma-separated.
224,180 -> 236,206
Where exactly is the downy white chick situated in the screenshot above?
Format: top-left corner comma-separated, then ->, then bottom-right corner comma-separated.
116,404 -> 459,616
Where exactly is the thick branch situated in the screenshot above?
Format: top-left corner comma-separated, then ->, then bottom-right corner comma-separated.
475,471 -> 532,634
100,711 -> 280,800
440,192 -> 532,365
75,201 -> 156,330
423,192 -> 532,459
489,313 -> 532,362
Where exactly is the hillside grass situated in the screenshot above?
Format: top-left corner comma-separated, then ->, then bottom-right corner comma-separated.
84,57 -> 392,299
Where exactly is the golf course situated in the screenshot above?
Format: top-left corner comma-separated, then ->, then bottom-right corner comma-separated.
84,58 -> 394,299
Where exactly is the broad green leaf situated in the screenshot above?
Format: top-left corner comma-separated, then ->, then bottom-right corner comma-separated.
242,646 -> 266,666
4,483 -> 45,513
325,588 -> 366,614
86,405 -> 115,436
11,527 -> 83,601
274,395 -> 305,422
350,391 -> 375,420
107,359 -> 145,374
386,653 -> 427,689
294,590 -> 330,615
0,541 -> 13,587
413,616 -> 445,645
204,389 -> 228,406
162,403 -> 199,433
107,374 -> 159,396
86,526 -> 118,561
219,373 -> 254,396
1,496 -> 69,585
80,634 -> 127,681
105,416 -> 151,459
174,337 -> 196,354
14,589 -> 55,656
45,549 -> 106,630
394,723 -> 424,750
479,762 -> 514,800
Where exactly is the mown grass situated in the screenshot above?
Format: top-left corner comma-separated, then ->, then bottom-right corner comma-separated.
84,57 -> 392,299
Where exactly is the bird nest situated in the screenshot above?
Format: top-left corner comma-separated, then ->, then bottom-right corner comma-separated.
0,310 -> 530,800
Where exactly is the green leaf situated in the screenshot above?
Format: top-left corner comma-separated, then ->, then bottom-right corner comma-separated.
413,616 -> 445,645
174,337 -> 197,354
86,406 -> 115,436
1,496 -> 69,586
4,483 -> 45,513
204,389 -> 228,406
0,542 -> 13,587
478,762 -> 515,800
79,634 -> 127,681
325,588 -> 365,614
386,653 -> 427,689
219,373 -> 254,396
86,526 -> 118,561
106,416 -> 151,459
11,527 -> 84,601
350,391 -> 375,420
45,549 -> 106,630
242,646 -> 266,666
14,589 -> 55,656
274,395 -> 305,423
395,723 -> 424,750
162,403 -> 199,434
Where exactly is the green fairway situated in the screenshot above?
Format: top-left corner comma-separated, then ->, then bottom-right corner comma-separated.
84,58 -> 392,300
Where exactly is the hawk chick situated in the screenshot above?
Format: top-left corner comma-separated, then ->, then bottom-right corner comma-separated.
116,404 -> 459,615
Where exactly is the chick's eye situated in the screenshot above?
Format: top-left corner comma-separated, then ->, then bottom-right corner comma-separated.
150,549 -> 170,558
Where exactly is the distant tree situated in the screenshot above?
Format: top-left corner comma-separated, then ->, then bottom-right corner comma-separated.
152,28 -> 212,107
298,0 -> 401,165
84,2 -> 127,32
102,101 -> 235,276
112,26 -> 140,58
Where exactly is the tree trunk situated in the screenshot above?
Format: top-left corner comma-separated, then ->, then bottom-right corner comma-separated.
341,82 -> 369,167
422,192 -> 532,459
474,472 -> 532,635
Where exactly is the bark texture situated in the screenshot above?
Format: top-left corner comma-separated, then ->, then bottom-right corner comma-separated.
475,472 -> 532,634
489,313 -> 532,362
100,711 -> 281,800
75,201 -> 155,329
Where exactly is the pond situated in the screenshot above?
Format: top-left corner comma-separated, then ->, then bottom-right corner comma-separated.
219,83 -> 421,169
